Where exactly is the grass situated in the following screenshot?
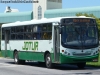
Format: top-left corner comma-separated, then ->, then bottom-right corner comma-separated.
86,53 -> 100,67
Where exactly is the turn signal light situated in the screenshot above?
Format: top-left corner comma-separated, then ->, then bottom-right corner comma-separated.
62,50 -> 64,52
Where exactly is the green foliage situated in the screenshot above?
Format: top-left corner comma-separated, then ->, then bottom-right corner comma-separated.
86,53 -> 100,66
76,13 -> 100,39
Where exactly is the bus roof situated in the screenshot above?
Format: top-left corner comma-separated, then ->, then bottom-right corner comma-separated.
2,16 -> 94,28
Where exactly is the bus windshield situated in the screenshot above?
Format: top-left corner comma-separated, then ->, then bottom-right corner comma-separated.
61,18 -> 99,49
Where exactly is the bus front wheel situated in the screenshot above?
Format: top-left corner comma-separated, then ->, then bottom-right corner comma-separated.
45,53 -> 53,68
77,62 -> 86,69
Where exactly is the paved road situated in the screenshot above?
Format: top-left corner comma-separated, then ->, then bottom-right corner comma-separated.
0,57 -> 100,75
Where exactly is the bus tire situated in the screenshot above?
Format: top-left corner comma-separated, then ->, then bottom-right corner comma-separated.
14,51 -> 25,64
45,53 -> 53,68
14,51 -> 19,64
77,62 -> 86,69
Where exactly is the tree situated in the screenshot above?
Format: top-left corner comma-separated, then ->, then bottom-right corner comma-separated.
76,13 -> 100,39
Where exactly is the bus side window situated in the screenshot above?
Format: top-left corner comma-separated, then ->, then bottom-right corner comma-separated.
11,34 -> 16,40
42,25 -> 47,31
33,33 -> 37,39
16,34 -> 23,40
48,32 -> 52,40
16,26 -> 24,33
11,27 -> 15,33
2,34 -> 5,40
42,32 -> 48,39
37,25 -> 42,32
41,23 -> 52,40
32,25 -> 44,40
33,26 -> 38,32
24,33 -> 32,40
24,26 -> 32,32
47,24 -> 52,31
42,32 -> 52,40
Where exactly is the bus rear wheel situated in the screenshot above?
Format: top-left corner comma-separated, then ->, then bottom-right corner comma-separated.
14,51 -> 19,64
14,51 -> 25,64
77,62 -> 86,69
45,53 -> 53,68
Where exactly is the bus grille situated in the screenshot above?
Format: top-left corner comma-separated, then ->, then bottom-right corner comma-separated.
73,53 -> 91,56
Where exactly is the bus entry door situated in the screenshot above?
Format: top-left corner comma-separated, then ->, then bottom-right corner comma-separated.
5,30 -> 10,57
54,26 -> 60,62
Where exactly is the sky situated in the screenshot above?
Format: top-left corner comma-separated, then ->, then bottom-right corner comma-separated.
0,0 -> 100,13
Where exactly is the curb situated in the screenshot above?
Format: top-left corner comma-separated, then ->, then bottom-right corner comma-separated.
0,57 -> 4,59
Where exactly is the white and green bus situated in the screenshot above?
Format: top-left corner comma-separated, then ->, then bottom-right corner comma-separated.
1,16 -> 99,69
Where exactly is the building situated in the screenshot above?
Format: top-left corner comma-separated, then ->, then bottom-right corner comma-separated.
0,0 -> 100,24
0,6 -> 33,26
4,6 -> 19,13
33,0 -> 62,19
44,6 -> 100,18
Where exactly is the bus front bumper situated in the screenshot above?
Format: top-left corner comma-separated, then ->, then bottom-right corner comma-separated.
60,54 -> 99,64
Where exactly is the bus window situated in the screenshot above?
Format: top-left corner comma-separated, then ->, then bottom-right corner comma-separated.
47,24 -> 52,31
11,34 -> 16,40
33,26 -> 38,32
32,33 -> 37,39
24,26 -> 32,32
37,25 -> 42,32
42,24 -> 47,31
47,32 -> 52,39
42,32 -> 52,40
67,33 -> 73,42
16,26 -> 24,33
11,27 -> 16,33
88,27 -> 95,37
24,33 -> 32,40
2,34 -> 5,40
16,34 -> 23,40
32,31 -> 41,40
42,32 -> 47,39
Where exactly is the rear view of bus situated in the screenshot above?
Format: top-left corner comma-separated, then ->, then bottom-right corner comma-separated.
60,17 -> 99,68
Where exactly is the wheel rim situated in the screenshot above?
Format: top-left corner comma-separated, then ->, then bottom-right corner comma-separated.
14,54 -> 18,63
46,56 -> 50,66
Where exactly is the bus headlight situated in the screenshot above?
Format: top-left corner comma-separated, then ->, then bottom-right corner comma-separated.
68,53 -> 70,55
93,52 -> 95,55
64,50 -> 67,54
96,51 -> 98,53
64,50 -> 70,56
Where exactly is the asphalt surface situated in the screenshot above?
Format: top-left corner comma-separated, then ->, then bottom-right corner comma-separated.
0,57 -> 100,75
